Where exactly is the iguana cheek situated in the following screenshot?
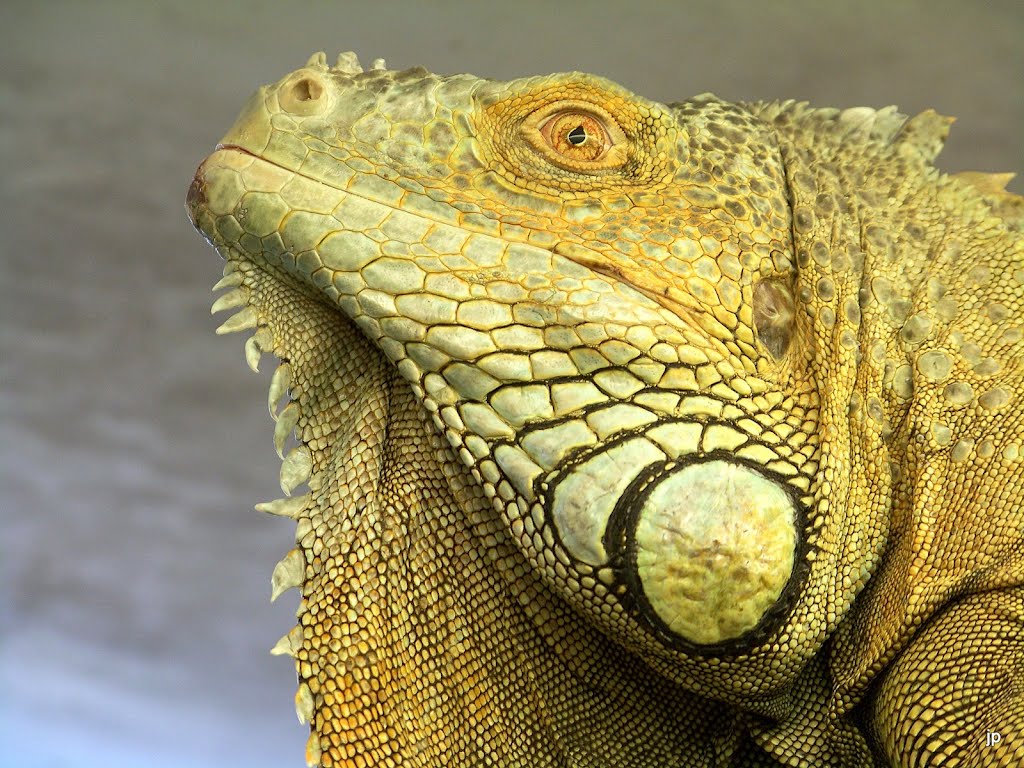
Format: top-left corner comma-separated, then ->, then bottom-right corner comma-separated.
628,460 -> 797,646
545,450 -> 799,649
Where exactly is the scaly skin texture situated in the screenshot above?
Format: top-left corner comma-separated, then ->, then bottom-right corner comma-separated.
187,52 -> 1024,767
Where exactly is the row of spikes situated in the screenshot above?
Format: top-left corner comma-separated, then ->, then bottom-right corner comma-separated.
211,262 -> 323,765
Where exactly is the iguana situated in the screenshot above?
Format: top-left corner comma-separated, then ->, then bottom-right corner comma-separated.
186,51 -> 1024,767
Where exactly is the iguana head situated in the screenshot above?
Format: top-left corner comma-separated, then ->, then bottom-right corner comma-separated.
188,52 -> 894,711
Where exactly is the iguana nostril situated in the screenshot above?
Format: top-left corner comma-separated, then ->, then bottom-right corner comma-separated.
278,73 -> 328,115
291,77 -> 323,102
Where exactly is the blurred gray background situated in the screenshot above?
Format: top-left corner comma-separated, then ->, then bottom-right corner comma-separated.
2,1 -> 1020,766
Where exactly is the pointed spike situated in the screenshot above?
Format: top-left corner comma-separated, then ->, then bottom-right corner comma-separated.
838,106 -> 877,136
215,306 -> 258,335
269,634 -> 293,657
304,731 -> 322,767
334,51 -> 362,74
270,625 -> 304,657
271,548 -> 305,602
274,402 -> 301,458
253,326 -> 273,351
245,327 -> 273,373
269,363 -> 292,419
211,288 -> 249,314
870,105 -> 908,141
211,272 -> 244,291
294,517 -> 313,546
370,57 -> 387,71
244,335 -> 262,372
294,681 -> 314,725
953,171 -> 1016,195
892,109 -> 954,162
991,172 -> 1016,192
280,446 -> 312,496
255,493 -> 310,519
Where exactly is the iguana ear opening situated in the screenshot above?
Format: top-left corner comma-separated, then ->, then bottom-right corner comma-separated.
752,277 -> 796,360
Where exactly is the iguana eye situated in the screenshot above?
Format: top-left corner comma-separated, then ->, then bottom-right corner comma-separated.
540,112 -> 608,159
522,100 -> 629,172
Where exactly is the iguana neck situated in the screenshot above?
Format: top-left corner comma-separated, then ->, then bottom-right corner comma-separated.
229,250 -> 747,763
769,102 -> 1024,714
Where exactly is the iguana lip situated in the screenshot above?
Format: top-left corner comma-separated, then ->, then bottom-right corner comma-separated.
215,143 -> 299,176
187,146 -> 272,232
184,174 -> 206,228
215,142 -> 256,155
213,143 -> 341,192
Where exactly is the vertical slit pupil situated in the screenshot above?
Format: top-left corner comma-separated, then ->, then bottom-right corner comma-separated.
567,125 -> 588,145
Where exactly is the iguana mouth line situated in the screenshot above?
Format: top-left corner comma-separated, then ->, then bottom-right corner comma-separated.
217,143 -> 290,171
213,143 -> 467,234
